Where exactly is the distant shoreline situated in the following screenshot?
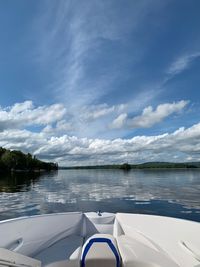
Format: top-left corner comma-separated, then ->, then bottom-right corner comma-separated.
59,162 -> 200,170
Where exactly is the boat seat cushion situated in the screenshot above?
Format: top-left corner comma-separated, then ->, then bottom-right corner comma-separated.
35,235 -> 83,267
117,235 -> 179,267
81,234 -> 120,267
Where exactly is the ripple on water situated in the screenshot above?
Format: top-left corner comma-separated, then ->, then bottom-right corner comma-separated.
0,169 -> 200,221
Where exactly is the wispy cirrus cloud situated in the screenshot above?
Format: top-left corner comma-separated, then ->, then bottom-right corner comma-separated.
28,0 -> 189,140
167,52 -> 200,76
32,0 -> 166,107
1,1 -> 200,167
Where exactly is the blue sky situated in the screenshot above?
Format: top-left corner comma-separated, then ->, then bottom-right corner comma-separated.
0,0 -> 200,165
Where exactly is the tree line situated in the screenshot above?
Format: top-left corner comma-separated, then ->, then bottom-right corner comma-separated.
0,147 -> 58,172
61,161 -> 200,170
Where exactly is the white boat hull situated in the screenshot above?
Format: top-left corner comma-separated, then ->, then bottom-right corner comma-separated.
0,212 -> 199,267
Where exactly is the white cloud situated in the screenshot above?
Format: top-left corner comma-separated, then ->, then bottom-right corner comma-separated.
0,100 -> 192,166
1,120 -> 200,165
42,120 -> 74,136
167,52 -> 200,76
110,113 -> 128,129
111,100 -> 188,129
0,101 -> 66,131
80,104 -> 126,122
25,0 -> 171,141
32,0 -> 165,109
10,101 -> 34,113
0,99 -> 158,139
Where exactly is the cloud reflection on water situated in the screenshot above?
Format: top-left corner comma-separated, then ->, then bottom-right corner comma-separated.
0,169 -> 200,220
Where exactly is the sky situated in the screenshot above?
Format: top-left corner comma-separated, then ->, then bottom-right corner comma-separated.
0,0 -> 200,166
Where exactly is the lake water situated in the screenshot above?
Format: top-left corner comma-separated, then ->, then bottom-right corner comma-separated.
0,169 -> 200,222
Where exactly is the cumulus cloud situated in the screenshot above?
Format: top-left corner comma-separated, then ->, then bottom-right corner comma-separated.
1,121 -> 200,165
0,100 -> 151,139
111,100 -> 188,129
0,101 -> 66,131
0,100 -> 195,166
39,102 -> 127,138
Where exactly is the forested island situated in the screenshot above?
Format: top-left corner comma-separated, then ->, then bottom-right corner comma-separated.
60,162 -> 200,170
0,147 -> 58,172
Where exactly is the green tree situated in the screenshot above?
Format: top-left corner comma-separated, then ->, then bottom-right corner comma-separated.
120,163 -> 131,170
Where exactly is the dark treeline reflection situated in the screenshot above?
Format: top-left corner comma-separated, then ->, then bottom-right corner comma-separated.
0,171 -> 57,193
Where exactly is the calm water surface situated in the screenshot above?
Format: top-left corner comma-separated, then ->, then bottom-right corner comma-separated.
0,169 -> 200,222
